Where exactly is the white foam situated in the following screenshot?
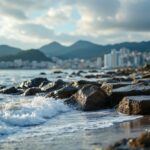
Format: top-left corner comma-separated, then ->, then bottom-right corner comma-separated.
0,97 -> 71,127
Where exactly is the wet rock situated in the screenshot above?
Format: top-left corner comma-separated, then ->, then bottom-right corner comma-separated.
129,131 -> 150,149
40,72 -> 46,75
46,86 -> 78,99
0,85 -> 6,90
110,83 -> 150,106
111,82 -> 131,89
116,68 -> 136,76
112,76 -> 132,82
107,139 -> 128,150
73,84 -> 108,111
142,73 -> 150,79
24,87 -> 41,96
143,64 -> 150,71
105,71 -> 118,75
53,70 -> 63,74
0,87 -> 21,94
101,83 -> 113,96
70,70 -> 85,77
117,95 -> 150,115
88,70 -> 98,73
72,80 -> 101,89
84,74 -> 97,79
64,96 -> 77,106
39,80 -> 50,88
41,79 -> 67,92
19,77 -> 49,89
107,131 -> 150,150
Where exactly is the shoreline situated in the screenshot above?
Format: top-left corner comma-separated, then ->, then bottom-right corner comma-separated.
0,66 -> 149,149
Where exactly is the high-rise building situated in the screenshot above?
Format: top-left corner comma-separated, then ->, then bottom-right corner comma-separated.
104,53 -> 111,68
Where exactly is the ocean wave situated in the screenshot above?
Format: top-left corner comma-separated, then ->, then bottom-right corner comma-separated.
0,96 -> 71,127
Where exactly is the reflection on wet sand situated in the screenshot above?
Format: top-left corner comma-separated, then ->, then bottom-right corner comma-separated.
120,116 -> 150,129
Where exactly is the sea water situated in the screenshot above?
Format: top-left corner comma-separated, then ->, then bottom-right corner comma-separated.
0,69 -> 142,150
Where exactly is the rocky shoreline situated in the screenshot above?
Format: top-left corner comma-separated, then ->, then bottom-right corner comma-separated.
0,64 -> 150,149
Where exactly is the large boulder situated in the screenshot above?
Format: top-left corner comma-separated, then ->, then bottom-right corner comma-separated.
73,84 -> 108,111
117,95 -> 150,115
19,77 -> 49,89
110,83 -> 150,106
24,87 -> 41,96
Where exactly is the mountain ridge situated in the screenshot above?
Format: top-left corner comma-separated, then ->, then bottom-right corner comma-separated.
0,40 -> 150,59
40,40 -> 150,59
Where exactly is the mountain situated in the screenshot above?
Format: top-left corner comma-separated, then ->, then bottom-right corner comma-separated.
40,40 -> 150,59
0,45 -> 21,57
61,40 -> 107,59
0,49 -> 51,62
40,41 -> 70,57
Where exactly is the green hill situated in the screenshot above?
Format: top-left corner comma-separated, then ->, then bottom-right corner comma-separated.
0,45 -> 21,57
0,49 -> 51,62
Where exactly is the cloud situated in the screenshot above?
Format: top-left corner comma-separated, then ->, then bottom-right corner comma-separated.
0,0 -> 150,49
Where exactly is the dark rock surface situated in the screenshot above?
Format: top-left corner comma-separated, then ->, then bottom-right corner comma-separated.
19,77 -> 49,89
24,87 -> 41,96
41,79 -> 67,92
46,86 -> 78,99
110,83 -> 150,106
73,84 -> 108,111
0,87 -> 22,94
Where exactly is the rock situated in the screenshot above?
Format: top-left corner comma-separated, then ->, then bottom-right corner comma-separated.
112,76 -> 132,82
88,70 -> 98,73
0,85 -> 6,90
110,83 -> 150,106
111,82 -> 131,89
84,74 -> 97,79
70,70 -> 85,77
64,96 -> 77,106
107,139 -> 128,150
73,84 -> 108,111
53,70 -> 63,74
142,73 -> 150,79
117,95 -> 150,115
19,77 -> 49,89
41,79 -> 67,92
72,80 -> 101,89
107,131 -> 150,150
40,72 -> 46,75
24,87 -> 41,96
116,68 -> 136,76
39,80 -> 51,88
129,131 -> 150,149
101,83 -> 113,96
0,87 -> 21,94
143,64 -> 150,71
46,86 -> 78,99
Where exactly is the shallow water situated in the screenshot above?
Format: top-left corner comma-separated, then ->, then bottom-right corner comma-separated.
0,69 -> 147,150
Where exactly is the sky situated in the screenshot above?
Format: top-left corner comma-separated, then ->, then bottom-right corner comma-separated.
0,0 -> 150,49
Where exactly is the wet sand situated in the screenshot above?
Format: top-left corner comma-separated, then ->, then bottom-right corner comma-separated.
0,116 -> 149,150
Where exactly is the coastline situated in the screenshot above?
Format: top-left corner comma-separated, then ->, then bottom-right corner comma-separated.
0,116 -> 149,150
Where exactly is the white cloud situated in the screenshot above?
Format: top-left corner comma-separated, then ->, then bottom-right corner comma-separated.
0,0 -> 150,49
